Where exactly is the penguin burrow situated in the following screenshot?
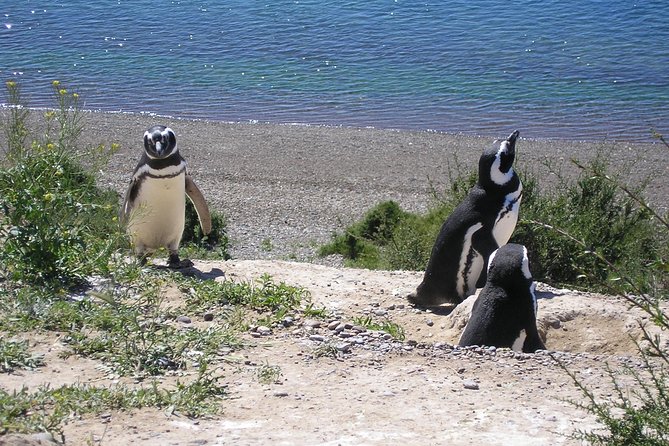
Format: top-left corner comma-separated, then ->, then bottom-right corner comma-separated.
408,130 -> 522,307
458,243 -> 546,353
120,125 -> 212,268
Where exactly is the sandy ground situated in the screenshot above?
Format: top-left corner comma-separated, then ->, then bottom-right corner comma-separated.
2,112 -> 669,445
2,259 -> 666,446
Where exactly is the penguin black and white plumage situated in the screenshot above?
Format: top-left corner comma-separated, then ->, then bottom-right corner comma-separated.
120,125 -> 212,268
458,243 -> 545,353
408,130 -> 522,307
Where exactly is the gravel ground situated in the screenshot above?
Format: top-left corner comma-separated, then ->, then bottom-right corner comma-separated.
7,110 -> 669,261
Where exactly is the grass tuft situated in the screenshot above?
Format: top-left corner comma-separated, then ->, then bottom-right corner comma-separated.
0,338 -> 45,373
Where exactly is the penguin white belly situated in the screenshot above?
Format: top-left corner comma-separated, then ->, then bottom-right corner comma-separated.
128,175 -> 185,252
492,187 -> 522,246
457,223 -> 485,298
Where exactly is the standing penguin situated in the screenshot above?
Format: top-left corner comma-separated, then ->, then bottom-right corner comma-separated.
408,130 -> 522,307
458,243 -> 545,353
120,125 -> 212,268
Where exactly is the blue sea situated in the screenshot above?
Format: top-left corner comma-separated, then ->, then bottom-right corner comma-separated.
1,1 -> 668,143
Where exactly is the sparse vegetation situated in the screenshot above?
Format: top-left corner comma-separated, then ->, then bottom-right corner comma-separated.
256,362 -> 283,384
559,133 -> 669,445
0,362 -> 226,437
352,315 -> 406,341
0,338 -> 45,373
2,79 -> 668,443
0,80 -> 313,438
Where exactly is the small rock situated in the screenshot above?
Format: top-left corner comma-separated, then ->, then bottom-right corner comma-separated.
327,320 -> 340,330
335,342 -> 352,353
176,315 -> 192,324
463,380 -> 479,390
31,432 -> 58,444
274,391 -> 289,397
257,326 -> 272,336
304,319 -> 322,328
203,313 -> 214,322
373,309 -> 387,316
309,334 -> 326,342
426,319 -> 434,327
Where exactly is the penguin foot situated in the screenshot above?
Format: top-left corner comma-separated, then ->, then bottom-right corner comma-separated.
407,291 -> 439,307
407,289 -> 460,308
167,254 -> 194,269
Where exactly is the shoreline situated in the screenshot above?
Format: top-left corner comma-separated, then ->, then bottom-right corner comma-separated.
4,104 -> 667,145
4,110 -> 668,261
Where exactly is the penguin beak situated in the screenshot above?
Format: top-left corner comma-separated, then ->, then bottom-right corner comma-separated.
150,131 -> 165,154
507,130 -> 520,147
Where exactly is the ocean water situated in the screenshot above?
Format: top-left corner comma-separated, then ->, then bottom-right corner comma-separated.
1,0 -> 668,142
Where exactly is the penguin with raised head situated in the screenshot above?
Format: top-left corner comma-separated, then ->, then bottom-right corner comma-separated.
408,130 -> 522,307
458,243 -> 545,353
120,125 -> 212,268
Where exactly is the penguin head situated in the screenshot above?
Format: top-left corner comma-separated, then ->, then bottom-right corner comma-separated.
488,243 -> 539,317
486,243 -> 532,288
478,130 -> 520,189
143,125 -> 178,159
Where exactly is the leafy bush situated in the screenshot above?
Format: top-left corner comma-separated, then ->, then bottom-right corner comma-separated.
560,134 -> 669,444
319,175 -> 473,270
181,199 -> 230,260
513,157 -> 664,292
0,81 -> 122,288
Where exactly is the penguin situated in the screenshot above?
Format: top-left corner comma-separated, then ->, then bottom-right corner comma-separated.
458,243 -> 545,353
120,125 -> 212,268
408,130 -> 522,307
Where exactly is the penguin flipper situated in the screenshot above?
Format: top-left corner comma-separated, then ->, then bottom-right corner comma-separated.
472,229 -> 500,288
120,179 -> 140,225
185,175 -> 212,235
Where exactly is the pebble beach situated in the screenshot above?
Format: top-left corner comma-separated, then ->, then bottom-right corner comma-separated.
23,110 -> 669,262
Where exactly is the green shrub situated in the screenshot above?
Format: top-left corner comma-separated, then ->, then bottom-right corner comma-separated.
514,156 -> 665,293
181,199 -> 230,260
0,81 -> 122,288
560,134 -> 669,444
319,200 -> 410,268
